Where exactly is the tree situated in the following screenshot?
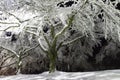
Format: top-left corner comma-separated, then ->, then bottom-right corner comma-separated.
0,0 -> 120,73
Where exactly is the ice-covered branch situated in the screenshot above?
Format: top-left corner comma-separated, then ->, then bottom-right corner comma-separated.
62,35 -> 84,46
54,14 -> 75,41
22,44 -> 40,58
0,46 -> 19,58
38,38 -> 48,53
0,61 -> 17,68
0,54 -> 15,67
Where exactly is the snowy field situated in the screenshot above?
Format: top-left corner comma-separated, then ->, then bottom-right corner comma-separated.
0,70 -> 120,80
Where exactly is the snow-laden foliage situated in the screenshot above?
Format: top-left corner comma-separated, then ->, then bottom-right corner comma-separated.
0,0 -> 119,41
0,0 -> 120,73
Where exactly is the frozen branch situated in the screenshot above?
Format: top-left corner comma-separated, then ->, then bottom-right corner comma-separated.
0,54 -> 15,67
57,42 -> 63,51
0,21 -> 19,25
25,29 -> 48,53
7,12 -> 39,23
93,1 -> 120,26
0,61 -> 17,68
21,44 -> 40,59
25,30 -> 38,35
2,25 -> 20,31
62,35 -> 84,46
43,34 -> 51,48
54,14 -> 75,44
38,38 -> 48,53
0,46 -> 19,58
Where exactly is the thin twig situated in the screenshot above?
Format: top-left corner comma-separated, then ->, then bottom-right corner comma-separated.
62,35 -> 84,45
57,42 -> 63,51
7,12 -> 39,23
0,46 -> 19,58
3,25 -> 20,31
0,21 -> 19,24
22,44 -> 40,58
0,54 -> 15,66
25,30 -> 38,35
43,34 -> 51,47
0,61 -> 17,68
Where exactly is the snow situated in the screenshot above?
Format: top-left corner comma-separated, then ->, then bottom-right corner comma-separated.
0,70 -> 120,80
0,9 -> 37,35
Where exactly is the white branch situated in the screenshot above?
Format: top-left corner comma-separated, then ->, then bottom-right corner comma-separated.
62,35 -> 84,45
0,46 -> 19,58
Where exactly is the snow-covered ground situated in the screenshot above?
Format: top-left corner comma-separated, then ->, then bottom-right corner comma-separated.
0,70 -> 120,80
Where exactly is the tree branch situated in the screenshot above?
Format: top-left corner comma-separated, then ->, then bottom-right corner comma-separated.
0,46 -> 19,58
0,61 -> 17,68
7,12 -> 39,23
55,14 -> 75,40
38,38 -> 48,53
0,21 -> 19,25
21,44 -> 40,59
43,34 -> 51,48
57,42 -> 63,51
62,35 -> 84,46
25,30 -> 48,53
3,25 -> 20,31
25,30 -> 38,35
0,54 -> 15,66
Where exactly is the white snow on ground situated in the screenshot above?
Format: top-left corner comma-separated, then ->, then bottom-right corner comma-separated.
0,70 -> 120,80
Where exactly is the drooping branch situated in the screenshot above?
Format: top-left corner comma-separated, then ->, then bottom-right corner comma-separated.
0,21 -> 19,25
52,14 -> 75,50
7,12 -> 23,23
25,29 -> 48,53
22,44 -> 40,58
93,1 -> 120,26
25,30 -> 38,35
0,46 -> 19,58
6,11 -> 39,23
55,14 -> 75,39
62,35 -> 84,46
0,61 -> 17,68
1,25 -> 20,31
0,54 -> 15,67
38,38 -> 48,53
